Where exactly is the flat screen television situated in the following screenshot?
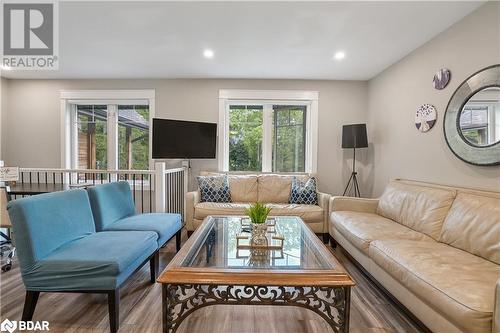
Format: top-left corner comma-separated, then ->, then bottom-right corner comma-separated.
152,118 -> 217,159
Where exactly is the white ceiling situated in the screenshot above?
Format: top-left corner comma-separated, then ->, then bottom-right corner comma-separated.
1,1 -> 483,80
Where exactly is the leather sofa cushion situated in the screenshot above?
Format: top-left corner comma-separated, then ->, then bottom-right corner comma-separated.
331,211 -> 433,255
370,240 -> 500,333
228,175 -> 258,203
376,181 -> 456,240
440,193 -> 500,264
257,174 -> 294,203
194,202 -> 323,223
194,202 -> 250,220
266,203 -> 323,223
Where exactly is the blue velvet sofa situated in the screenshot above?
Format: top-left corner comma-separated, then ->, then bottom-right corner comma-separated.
86,181 -> 182,250
7,185 -> 181,333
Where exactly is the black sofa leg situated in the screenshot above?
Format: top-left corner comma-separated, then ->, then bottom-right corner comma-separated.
150,252 -> 159,283
322,233 -> 330,244
21,291 -> 40,321
175,230 -> 182,252
108,289 -> 119,333
187,230 -> 193,238
329,235 -> 337,248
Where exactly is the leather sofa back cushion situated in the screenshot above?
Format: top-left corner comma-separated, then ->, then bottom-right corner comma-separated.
440,193 -> 500,264
257,175 -> 295,203
377,181 -> 456,240
228,175 -> 258,202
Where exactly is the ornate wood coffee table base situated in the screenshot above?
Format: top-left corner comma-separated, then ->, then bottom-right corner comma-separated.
162,283 -> 351,333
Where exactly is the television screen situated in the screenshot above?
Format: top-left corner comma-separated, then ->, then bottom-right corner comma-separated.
152,118 -> 217,159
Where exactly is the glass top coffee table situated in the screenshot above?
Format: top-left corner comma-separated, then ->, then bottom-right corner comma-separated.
158,216 -> 355,333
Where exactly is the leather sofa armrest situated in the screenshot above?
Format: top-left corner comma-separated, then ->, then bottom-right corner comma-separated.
317,192 -> 331,234
185,191 -> 200,232
494,279 -> 500,333
329,196 -> 379,216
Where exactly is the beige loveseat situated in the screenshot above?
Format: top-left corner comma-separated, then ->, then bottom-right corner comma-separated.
186,173 -> 330,239
329,179 -> 500,333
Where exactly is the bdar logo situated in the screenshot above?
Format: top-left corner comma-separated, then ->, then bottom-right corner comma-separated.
0,319 -> 17,333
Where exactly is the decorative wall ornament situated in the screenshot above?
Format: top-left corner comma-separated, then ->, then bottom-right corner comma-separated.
433,68 -> 451,90
444,64 -> 500,166
415,104 -> 437,132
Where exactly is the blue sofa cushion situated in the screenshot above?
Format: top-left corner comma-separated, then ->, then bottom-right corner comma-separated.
87,181 -> 136,231
7,189 -> 96,272
104,213 -> 182,246
22,231 -> 158,291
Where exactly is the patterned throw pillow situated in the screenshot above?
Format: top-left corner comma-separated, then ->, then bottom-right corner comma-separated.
197,175 -> 231,203
289,177 -> 318,205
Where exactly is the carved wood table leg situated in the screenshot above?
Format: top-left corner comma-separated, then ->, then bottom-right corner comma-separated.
162,283 -> 351,333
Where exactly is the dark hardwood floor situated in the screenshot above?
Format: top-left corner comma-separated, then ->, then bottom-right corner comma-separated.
0,231 -> 423,332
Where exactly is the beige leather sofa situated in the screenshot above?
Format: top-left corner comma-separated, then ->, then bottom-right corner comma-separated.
329,179 -> 500,333
186,173 -> 330,239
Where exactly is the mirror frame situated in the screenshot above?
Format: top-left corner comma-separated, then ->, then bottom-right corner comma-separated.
444,64 -> 500,166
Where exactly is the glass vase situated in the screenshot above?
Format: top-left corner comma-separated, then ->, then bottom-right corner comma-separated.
251,223 -> 268,247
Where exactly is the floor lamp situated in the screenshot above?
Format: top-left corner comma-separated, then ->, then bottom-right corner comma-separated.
342,124 -> 368,197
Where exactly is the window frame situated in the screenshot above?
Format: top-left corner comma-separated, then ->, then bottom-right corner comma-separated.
60,90 -> 155,170
218,90 -> 318,173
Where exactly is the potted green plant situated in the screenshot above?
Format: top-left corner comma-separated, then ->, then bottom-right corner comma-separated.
245,202 -> 271,246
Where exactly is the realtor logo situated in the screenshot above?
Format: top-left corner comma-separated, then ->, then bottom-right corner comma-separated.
1,1 -> 59,70
0,319 -> 17,333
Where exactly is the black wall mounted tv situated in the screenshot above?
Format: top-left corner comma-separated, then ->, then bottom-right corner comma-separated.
152,118 -> 217,159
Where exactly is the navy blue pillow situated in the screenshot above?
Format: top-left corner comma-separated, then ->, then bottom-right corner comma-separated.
197,175 -> 231,203
289,177 -> 318,205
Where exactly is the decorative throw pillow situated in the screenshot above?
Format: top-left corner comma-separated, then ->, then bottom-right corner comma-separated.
197,175 -> 231,203
289,177 -> 318,205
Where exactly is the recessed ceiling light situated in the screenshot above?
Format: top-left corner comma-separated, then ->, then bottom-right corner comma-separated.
203,49 -> 214,59
333,51 -> 345,61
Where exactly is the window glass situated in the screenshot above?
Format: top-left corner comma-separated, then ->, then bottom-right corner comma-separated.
273,105 -> 306,172
118,105 -> 150,170
76,105 -> 107,169
229,105 -> 263,171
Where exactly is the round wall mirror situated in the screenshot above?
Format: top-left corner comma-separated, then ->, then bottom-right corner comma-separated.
444,64 -> 500,166
458,86 -> 500,147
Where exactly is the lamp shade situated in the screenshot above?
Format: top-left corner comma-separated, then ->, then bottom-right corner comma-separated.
342,124 -> 368,148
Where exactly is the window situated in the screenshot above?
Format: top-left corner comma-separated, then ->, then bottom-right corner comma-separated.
71,103 -> 150,170
118,105 -> 150,170
273,105 -> 306,172
229,105 -> 263,171
76,105 -> 108,169
61,90 -> 155,171
219,90 -> 318,173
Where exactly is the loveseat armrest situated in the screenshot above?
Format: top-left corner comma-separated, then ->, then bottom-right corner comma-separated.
329,196 -> 379,216
494,279 -> 500,333
317,192 -> 331,234
185,191 -> 201,232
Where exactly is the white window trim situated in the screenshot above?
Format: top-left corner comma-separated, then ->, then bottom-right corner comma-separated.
60,90 -> 155,170
218,89 -> 319,173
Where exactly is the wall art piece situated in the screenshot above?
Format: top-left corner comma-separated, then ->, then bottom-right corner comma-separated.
415,104 -> 437,132
433,68 -> 451,90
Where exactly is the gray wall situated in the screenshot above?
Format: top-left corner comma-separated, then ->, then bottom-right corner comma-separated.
0,78 -> 368,195
368,2 -> 500,196
2,2 -> 499,198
